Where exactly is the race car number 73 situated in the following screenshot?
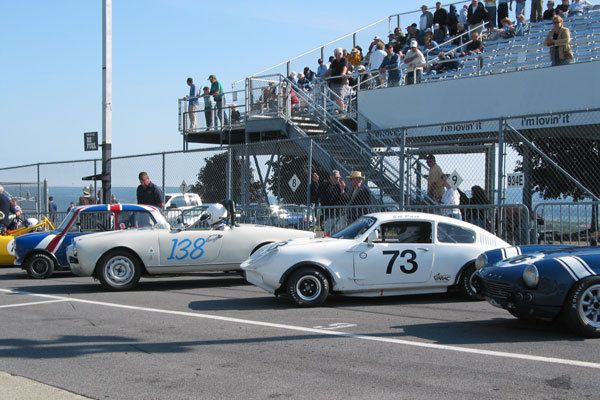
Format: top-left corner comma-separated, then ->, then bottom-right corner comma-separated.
167,238 -> 206,260
383,250 -> 418,274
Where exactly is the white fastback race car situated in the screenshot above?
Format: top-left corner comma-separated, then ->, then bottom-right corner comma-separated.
241,212 -> 510,307
67,203 -> 315,290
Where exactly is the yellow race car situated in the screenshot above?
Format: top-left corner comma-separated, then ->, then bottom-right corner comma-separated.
0,218 -> 54,265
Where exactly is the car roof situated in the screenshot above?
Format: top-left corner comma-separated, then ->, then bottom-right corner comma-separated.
74,204 -> 159,213
366,211 -> 481,226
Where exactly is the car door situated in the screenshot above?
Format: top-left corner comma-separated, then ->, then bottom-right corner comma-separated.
157,229 -> 224,267
353,221 -> 435,286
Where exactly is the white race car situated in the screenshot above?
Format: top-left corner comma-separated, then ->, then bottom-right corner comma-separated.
241,212 -> 510,307
67,203 -> 315,290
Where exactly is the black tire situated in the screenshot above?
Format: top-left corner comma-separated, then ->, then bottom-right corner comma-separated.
96,249 -> 141,291
26,253 -> 55,279
458,264 -> 484,301
286,267 -> 329,307
563,276 -> 600,338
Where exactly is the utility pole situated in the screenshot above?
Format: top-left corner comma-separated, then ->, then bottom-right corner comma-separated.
102,0 -> 112,203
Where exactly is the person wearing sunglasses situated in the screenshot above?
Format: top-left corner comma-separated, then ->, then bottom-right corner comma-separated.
544,15 -> 574,66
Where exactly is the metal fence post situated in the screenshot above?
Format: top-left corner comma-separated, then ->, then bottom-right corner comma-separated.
36,164 -> 40,215
398,128 -> 406,208
226,148 -> 232,200
307,139 -> 313,207
162,152 -> 166,206
497,118 -> 504,205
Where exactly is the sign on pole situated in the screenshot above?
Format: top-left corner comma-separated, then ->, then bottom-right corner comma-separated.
84,132 -> 98,151
288,174 -> 300,193
506,173 -> 524,188
447,170 -> 463,190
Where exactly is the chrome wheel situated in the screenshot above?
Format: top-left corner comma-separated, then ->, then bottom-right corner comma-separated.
295,275 -> 322,302
104,255 -> 135,285
578,284 -> 600,328
97,250 -> 141,291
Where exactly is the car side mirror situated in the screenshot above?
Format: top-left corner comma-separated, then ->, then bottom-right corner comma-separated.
367,230 -> 379,246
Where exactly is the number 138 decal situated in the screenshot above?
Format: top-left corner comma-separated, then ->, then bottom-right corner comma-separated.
383,250 -> 418,274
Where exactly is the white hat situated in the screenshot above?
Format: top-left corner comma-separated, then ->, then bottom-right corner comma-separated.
410,39 -> 418,48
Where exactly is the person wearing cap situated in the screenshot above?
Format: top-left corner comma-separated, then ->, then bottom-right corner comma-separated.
404,39 -> 426,85
137,171 -> 164,209
368,42 -> 386,79
311,170 -> 348,234
208,74 -> 229,128
402,24 -> 419,53
202,86 -> 213,130
184,77 -> 199,131
368,35 -> 383,54
379,43 -> 401,87
303,66 -> 315,82
297,72 -> 312,91
441,174 -> 462,220
345,171 -> 372,224
425,155 -> 445,202
316,58 -> 328,77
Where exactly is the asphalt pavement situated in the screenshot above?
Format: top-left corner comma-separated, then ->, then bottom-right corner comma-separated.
1,266 -> 599,399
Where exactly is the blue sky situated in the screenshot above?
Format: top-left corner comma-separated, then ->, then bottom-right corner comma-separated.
1,1 -> 533,168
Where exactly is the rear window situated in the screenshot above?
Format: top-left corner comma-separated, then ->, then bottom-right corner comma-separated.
437,223 -> 476,244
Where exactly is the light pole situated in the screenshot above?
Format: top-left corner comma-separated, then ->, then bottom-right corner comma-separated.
102,0 -> 112,203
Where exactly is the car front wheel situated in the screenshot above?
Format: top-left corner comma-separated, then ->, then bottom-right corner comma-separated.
286,267 -> 329,307
458,264 -> 484,301
26,253 -> 55,279
564,276 -> 600,338
97,250 -> 141,291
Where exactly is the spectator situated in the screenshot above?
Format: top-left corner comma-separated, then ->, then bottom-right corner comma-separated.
498,0 -> 512,27
311,170 -> 348,235
77,187 -> 95,206
468,185 -> 490,229
425,154 -> 445,202
453,23 -> 470,51
515,0 -> 527,20
379,43 -> 401,87
569,0 -> 595,16
345,171 -> 372,224
393,28 -> 406,48
368,42 -> 387,85
404,40 -> 426,85
515,14 -> 530,36
544,15 -> 574,65
468,0 -> 490,33
321,48 -> 350,111
202,86 -> 213,130
543,1 -> 557,19
419,5 -> 434,36
531,0 -> 544,21
433,2 -> 449,40
66,201 -> 75,213
111,194 -> 118,204
368,35 -> 384,54
422,36 -> 440,57
297,73 -> 312,91
485,0 -> 498,27
459,4 -> 470,28
137,172 -> 164,209
556,0 -> 570,17
288,72 -> 298,85
441,174 -> 462,220
487,17 -> 516,39
447,4 -> 460,36
48,196 -> 58,223
0,185 -> 18,232
429,51 -> 460,73
303,66 -> 315,82
461,31 -> 485,56
316,58 -> 328,77
403,24 -> 420,52
230,103 -> 241,123
185,77 -> 199,131
208,74 -> 229,127
348,47 -> 363,67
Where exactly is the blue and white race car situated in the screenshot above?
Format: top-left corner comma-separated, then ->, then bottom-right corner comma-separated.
14,204 -> 165,279
476,245 -> 600,337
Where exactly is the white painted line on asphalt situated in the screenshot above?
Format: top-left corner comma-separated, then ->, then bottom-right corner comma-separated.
2,287 -> 599,370
0,299 -> 69,309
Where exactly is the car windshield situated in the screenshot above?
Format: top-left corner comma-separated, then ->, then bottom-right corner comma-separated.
331,216 -> 376,239
55,209 -> 76,231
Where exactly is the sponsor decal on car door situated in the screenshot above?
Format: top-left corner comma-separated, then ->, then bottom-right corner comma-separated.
353,221 -> 435,285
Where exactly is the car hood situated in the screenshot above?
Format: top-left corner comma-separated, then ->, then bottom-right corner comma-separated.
14,230 -> 58,245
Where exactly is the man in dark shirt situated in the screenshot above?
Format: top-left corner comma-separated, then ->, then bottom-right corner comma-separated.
379,44 -> 401,87
0,185 -> 18,231
311,170 -> 347,235
433,2 -> 449,41
468,0 -> 490,32
321,48 -> 349,111
136,172 -> 164,209
345,171 -> 372,224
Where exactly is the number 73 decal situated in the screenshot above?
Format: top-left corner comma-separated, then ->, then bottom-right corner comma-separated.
383,250 -> 418,274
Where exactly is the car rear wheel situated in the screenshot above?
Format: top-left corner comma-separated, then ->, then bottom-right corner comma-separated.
286,267 -> 329,307
26,253 -> 55,279
458,264 -> 484,301
97,250 -> 141,291
564,276 -> 600,338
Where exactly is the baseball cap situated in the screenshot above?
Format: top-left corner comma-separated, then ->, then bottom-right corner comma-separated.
207,74 -> 216,80
410,39 -> 418,47
330,170 -> 341,178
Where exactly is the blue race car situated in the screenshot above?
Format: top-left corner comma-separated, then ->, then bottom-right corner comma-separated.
14,204 -> 165,279
475,245 -> 600,337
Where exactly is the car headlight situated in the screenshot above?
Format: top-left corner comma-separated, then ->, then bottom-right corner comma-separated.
475,254 -> 487,270
245,241 -> 287,267
71,243 -> 77,257
522,264 -> 539,288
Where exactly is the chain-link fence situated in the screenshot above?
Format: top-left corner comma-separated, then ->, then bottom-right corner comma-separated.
2,108 -> 599,245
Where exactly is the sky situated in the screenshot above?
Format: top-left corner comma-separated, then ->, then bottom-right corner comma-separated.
1,0 -> 534,169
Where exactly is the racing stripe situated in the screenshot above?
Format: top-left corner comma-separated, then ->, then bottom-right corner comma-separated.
572,256 -> 596,276
35,234 -> 57,250
555,258 -> 578,281
46,207 -> 82,253
110,204 -> 123,212
502,247 -> 521,260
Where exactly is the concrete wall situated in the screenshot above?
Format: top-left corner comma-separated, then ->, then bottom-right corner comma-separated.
357,61 -> 600,129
